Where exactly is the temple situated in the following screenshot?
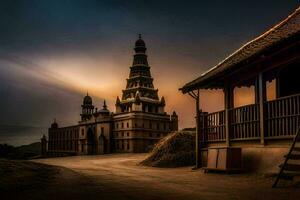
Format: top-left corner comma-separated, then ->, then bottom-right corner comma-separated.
180,7 -> 300,171
43,35 -> 178,156
114,34 -> 178,152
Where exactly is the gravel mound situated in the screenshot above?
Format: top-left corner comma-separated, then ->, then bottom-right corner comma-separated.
140,131 -> 195,167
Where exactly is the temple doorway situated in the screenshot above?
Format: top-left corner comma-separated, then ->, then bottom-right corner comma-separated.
87,128 -> 96,155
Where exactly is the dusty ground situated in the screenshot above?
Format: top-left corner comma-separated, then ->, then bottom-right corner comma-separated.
1,154 -> 300,200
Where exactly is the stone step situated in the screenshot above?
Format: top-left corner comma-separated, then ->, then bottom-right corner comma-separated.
293,147 -> 300,152
279,163 -> 300,172
284,153 -> 300,160
279,171 -> 300,180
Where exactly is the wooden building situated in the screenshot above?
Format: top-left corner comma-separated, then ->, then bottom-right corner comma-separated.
180,7 -> 300,171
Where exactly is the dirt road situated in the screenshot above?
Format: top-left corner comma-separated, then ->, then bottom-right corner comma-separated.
31,153 -> 300,200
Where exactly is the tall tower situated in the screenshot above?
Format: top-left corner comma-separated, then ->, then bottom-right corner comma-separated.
114,34 -> 178,153
116,34 -> 165,113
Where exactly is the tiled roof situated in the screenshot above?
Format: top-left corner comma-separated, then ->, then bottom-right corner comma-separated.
180,6 -> 300,93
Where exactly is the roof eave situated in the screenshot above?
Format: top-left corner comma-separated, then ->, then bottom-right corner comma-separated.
179,6 -> 300,94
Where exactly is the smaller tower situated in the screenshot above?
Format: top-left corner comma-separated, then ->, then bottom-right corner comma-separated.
115,96 -> 121,113
41,134 -> 47,157
103,100 -> 107,110
171,111 -> 178,131
98,100 -> 110,116
81,93 -> 94,121
159,96 -> 166,113
50,119 -> 58,129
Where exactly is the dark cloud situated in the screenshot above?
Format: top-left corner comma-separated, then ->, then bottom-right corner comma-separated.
1,0 -> 298,55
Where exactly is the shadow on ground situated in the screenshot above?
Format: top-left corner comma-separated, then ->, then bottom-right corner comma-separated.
1,154 -> 300,200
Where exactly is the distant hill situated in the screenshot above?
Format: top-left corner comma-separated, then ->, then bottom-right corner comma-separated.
0,142 -> 41,159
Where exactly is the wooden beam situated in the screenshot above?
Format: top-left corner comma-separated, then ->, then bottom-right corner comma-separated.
258,73 -> 266,145
255,77 -> 259,103
276,71 -> 281,98
224,82 -> 233,147
195,89 -> 201,168
188,91 -> 197,99
191,90 -> 197,98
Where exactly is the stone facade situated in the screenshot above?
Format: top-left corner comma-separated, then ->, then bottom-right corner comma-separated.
45,35 -> 178,156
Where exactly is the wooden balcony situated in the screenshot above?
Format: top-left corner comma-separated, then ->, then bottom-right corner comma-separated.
266,93 -> 300,139
199,93 -> 300,144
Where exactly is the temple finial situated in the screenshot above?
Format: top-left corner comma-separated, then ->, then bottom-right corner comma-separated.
138,33 -> 142,39
103,100 -> 107,109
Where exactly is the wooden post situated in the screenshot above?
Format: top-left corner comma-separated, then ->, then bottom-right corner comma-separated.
276,71 -> 281,98
195,89 -> 201,168
188,89 -> 202,169
258,73 -> 266,145
224,82 -> 233,147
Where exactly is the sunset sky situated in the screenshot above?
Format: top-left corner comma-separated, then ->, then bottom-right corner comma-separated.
0,0 -> 299,145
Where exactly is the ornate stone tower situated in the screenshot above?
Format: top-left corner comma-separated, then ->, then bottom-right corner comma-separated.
116,34 -> 165,114
80,93 -> 94,121
114,34 -> 178,153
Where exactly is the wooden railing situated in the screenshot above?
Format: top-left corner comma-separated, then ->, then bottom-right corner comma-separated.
266,93 -> 300,138
201,111 -> 226,142
229,104 -> 260,140
199,93 -> 300,143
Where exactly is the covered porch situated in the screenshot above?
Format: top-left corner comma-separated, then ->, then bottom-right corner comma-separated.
198,62 -> 300,146
180,7 -> 300,170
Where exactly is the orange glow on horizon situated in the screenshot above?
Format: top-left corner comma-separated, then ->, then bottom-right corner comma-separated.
10,47 -> 277,130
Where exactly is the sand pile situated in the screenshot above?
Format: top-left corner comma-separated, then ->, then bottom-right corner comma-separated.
141,131 -> 195,167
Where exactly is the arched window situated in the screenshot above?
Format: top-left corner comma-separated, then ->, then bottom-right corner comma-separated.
148,105 -> 152,112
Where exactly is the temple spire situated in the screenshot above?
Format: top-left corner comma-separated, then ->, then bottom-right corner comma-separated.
103,100 -> 107,110
120,35 -> 158,101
